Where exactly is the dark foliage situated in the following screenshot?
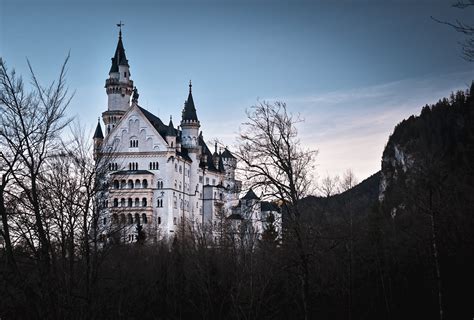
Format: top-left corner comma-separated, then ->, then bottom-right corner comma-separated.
1,83 -> 473,319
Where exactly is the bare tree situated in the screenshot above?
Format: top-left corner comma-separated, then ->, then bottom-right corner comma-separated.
236,100 -> 317,319
319,174 -> 340,198
0,56 -> 72,317
432,1 -> 474,61
339,168 -> 358,320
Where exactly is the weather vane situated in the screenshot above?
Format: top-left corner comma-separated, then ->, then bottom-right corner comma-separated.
117,21 -> 124,36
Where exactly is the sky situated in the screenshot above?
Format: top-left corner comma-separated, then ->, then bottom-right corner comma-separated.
1,0 -> 473,182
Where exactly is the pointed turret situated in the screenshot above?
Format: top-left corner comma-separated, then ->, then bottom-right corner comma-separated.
166,116 -> 177,148
109,29 -> 129,74
93,119 -> 104,139
167,116 -> 176,136
182,81 -> 199,122
242,188 -> 260,200
93,118 -> 104,160
103,25 -> 134,135
180,81 -> 201,150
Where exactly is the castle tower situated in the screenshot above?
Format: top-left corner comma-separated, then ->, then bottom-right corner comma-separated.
93,118 -> 104,160
180,81 -> 200,150
102,25 -> 134,135
166,116 -> 177,148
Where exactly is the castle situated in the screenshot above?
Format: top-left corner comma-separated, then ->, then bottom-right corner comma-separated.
93,28 -> 280,243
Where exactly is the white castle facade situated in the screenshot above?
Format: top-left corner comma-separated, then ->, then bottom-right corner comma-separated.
94,30 -> 280,243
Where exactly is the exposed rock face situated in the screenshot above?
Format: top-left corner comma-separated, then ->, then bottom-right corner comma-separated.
379,87 -> 474,216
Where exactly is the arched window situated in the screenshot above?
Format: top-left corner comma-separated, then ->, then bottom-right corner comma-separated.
120,214 -> 126,224
120,180 -> 126,188
113,180 -> 119,189
121,198 -> 126,207
135,179 -> 141,188
128,198 -> 133,207
127,213 -> 133,224
142,179 -> 148,188
135,198 -> 140,207
142,197 -> 147,207
112,214 -> 118,223
130,138 -> 138,148
113,198 -> 118,207
142,213 -> 148,224
128,179 -> 134,189
158,217 -> 162,224
135,213 -> 140,224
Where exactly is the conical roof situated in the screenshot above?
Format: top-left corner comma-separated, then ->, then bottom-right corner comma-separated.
109,31 -> 129,74
242,188 -> 259,200
93,120 -> 104,139
221,148 -> 235,159
182,81 -> 198,121
167,116 -> 176,136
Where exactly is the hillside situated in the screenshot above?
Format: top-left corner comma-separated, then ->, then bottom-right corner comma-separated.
295,83 -> 474,319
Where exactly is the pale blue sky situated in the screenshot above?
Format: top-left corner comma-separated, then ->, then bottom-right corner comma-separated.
1,0 -> 473,180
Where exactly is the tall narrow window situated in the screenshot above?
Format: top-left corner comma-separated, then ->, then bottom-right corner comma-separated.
130,138 -> 138,148
142,214 -> 148,224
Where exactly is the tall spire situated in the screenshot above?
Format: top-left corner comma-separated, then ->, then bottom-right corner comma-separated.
93,118 -> 104,139
182,80 -> 198,122
109,22 -> 129,74
167,116 -> 176,136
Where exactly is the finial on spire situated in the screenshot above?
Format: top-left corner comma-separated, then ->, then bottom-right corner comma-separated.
189,80 -> 192,93
117,21 -> 124,38
97,117 -> 100,122
170,115 -> 172,121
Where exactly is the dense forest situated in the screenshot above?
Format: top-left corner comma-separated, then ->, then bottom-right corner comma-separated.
1,56 -> 473,319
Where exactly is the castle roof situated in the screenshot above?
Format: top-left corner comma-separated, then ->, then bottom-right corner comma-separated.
182,82 -> 198,122
261,201 -> 280,212
221,148 -> 235,159
242,188 -> 259,200
198,134 -> 220,173
139,106 -> 168,140
167,117 -> 176,137
93,120 -> 104,139
109,31 -> 129,74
